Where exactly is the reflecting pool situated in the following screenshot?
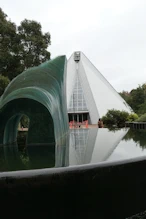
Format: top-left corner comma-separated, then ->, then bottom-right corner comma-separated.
1,128 -> 146,171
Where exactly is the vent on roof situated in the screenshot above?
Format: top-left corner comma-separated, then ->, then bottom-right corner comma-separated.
74,52 -> 80,62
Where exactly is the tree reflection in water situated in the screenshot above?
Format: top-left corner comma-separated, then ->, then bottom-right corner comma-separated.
123,129 -> 146,149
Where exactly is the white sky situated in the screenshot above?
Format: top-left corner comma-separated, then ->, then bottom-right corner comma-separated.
1,0 -> 146,92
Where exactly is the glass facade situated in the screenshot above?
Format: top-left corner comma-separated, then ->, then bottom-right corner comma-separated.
68,74 -> 88,112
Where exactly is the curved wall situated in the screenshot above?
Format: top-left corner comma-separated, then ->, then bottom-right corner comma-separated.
0,56 -> 69,167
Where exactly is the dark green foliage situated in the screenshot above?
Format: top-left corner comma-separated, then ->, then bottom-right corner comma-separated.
0,75 -> 10,96
136,113 -> 146,122
18,19 -> 51,70
119,91 -> 130,103
119,84 -> 146,115
0,8 -> 21,79
102,109 -> 129,127
102,109 -> 138,127
129,86 -> 145,112
0,8 -> 51,82
137,101 -> 146,115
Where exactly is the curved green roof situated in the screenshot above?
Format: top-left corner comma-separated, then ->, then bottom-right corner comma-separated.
0,56 -> 69,167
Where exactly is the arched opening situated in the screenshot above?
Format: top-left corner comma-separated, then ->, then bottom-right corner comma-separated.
1,98 -> 56,170
2,98 -> 55,145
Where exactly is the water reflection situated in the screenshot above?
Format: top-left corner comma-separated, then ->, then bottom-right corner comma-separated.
0,131 -> 68,171
69,128 -> 128,165
107,129 -> 146,162
1,142 -> 56,171
69,128 -> 98,165
124,129 -> 146,149
4,142 -> 26,171
2,127 -> 146,171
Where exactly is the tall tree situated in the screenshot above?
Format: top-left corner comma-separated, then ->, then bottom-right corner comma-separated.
0,8 -> 21,79
129,86 -> 146,112
119,91 -> 130,103
18,19 -> 51,70
0,8 -> 51,82
119,84 -> 146,114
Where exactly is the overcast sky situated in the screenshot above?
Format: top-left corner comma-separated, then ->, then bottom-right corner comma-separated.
1,0 -> 146,92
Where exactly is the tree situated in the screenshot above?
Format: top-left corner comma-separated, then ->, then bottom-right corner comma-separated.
0,8 -> 51,82
119,91 -> 130,103
0,8 -> 21,79
119,84 -> 146,114
102,109 -> 137,127
136,113 -> 146,122
129,86 -> 146,112
18,19 -> 51,70
0,75 -> 10,96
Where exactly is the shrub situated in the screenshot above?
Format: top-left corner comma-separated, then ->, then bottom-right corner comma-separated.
136,113 -> 146,122
102,109 -> 137,127
127,113 -> 138,122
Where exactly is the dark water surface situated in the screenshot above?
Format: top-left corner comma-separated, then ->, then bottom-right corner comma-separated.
1,128 -> 146,172
1,128 -> 146,219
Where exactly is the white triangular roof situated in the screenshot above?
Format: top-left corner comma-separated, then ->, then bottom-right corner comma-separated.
67,52 -> 132,124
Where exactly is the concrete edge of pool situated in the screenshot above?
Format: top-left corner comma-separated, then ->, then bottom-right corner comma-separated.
0,155 -> 145,178
0,156 -> 146,219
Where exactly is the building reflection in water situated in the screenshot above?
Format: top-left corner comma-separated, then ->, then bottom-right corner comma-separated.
69,128 -> 129,166
0,128 -> 129,171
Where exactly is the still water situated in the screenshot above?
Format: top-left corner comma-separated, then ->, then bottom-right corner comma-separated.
1,127 -> 146,171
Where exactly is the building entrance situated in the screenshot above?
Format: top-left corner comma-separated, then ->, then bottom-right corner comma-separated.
68,113 -> 90,123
